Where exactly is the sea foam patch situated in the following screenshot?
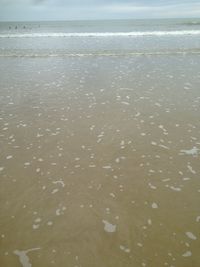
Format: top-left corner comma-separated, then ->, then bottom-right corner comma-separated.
182,251 -> 192,257
120,245 -> 130,253
102,220 -> 116,233
152,202 -> 158,209
180,147 -> 199,156
185,232 -> 197,240
14,248 -> 41,267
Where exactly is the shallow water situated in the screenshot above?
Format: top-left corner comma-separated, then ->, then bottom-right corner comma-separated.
0,54 -> 200,267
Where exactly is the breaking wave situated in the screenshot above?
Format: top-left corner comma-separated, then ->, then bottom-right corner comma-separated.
1,30 -> 200,38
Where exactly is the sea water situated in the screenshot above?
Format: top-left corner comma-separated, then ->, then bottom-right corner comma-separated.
0,19 -> 200,57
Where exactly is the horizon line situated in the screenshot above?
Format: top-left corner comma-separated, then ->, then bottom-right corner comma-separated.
0,17 -> 200,23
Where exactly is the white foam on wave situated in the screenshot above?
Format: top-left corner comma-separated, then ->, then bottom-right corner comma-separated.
1,50 -> 200,58
1,30 -> 200,38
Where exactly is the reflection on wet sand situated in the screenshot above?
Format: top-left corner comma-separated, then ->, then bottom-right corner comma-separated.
0,55 -> 200,267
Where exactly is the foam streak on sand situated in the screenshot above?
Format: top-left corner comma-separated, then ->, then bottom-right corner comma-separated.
14,248 -> 41,267
102,220 -> 116,233
180,147 -> 199,156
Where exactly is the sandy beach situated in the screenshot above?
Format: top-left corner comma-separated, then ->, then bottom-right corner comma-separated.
0,52 -> 200,266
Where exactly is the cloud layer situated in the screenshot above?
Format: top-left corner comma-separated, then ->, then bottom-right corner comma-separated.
0,0 -> 200,21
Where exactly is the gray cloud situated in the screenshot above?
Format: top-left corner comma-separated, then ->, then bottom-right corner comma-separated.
32,0 -> 46,3
1,0 -> 199,7
2,0 -> 199,5
0,0 -> 200,21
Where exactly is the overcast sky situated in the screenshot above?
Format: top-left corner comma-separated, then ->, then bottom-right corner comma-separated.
0,0 -> 200,21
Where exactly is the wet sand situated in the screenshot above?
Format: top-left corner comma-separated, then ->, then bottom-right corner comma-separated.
0,55 -> 200,267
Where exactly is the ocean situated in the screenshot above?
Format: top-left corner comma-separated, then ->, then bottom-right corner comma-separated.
0,19 -> 200,267
0,19 -> 200,56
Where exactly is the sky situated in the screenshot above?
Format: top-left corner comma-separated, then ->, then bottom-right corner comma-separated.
0,0 -> 200,21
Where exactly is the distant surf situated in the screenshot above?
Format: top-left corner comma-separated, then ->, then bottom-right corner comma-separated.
1,50 -> 200,58
1,30 -> 200,38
